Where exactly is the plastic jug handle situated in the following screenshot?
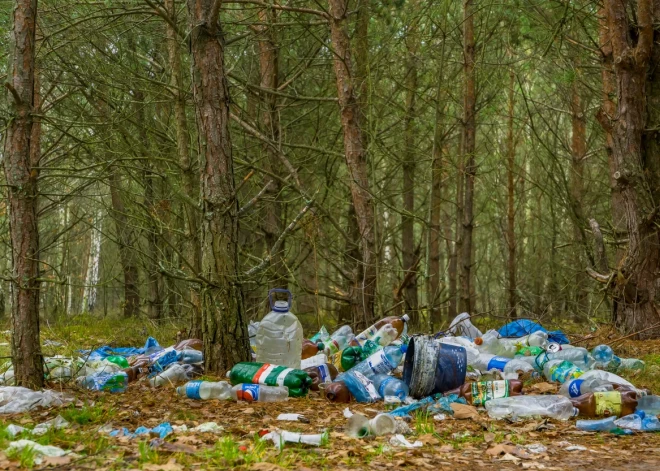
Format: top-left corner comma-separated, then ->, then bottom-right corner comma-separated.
268,289 -> 292,310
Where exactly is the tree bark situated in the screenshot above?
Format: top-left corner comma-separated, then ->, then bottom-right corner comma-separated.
459,0 -> 476,314
108,171 -> 141,317
506,69 -> 517,318
570,62 -> 588,317
328,0 -> 376,328
402,18 -> 419,326
451,136 -> 463,318
4,0 -> 43,388
187,0 -> 250,371
165,0 -> 202,334
601,0 -> 660,338
255,5 -> 287,289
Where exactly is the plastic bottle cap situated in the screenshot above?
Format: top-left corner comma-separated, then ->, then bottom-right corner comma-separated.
400,344 -> 408,353
572,407 -> 579,417
402,314 -> 410,322
317,343 -> 325,350
474,337 -> 483,346
273,300 -> 289,312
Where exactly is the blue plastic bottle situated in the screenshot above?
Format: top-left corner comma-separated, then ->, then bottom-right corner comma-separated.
178,350 -> 203,364
341,370 -> 381,403
371,374 -> 409,400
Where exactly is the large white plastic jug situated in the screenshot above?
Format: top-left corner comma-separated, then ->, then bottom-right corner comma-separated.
255,289 -> 303,369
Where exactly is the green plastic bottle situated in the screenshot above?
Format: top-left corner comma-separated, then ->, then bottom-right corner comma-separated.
105,355 -> 130,369
228,362 -> 312,397
331,346 -> 365,372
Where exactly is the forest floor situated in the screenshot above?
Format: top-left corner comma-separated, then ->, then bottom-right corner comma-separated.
0,316 -> 658,470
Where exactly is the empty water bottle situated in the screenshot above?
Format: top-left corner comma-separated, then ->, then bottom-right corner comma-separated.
346,413 -> 396,437
485,395 -> 578,420
371,374 -> 409,400
591,345 -> 614,363
321,332 -> 354,357
178,350 -> 203,364
559,377 -> 613,398
614,410 -> 660,431
177,381 -> 232,400
231,383 -> 289,402
256,289 -> 304,369
472,353 -> 511,372
354,315 -> 409,346
149,364 -> 192,387
618,358 -> 645,371
342,344 -> 408,379
503,359 -> 536,377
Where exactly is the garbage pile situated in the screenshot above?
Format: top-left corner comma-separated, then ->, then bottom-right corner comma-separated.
0,288 -> 658,445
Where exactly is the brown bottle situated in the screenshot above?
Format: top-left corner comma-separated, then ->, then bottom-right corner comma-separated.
174,339 -> 203,351
123,366 -> 149,382
571,390 -> 638,418
301,339 -> 323,359
445,380 -> 523,405
324,381 -> 353,403
304,363 -> 339,391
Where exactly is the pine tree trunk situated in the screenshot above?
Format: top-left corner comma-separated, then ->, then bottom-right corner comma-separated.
255,6 -> 287,289
328,0 -> 376,327
108,171 -> 141,317
165,0 -> 202,335
402,20 -> 419,326
506,70 -> 517,318
601,0 -> 660,338
459,0 -> 476,314
4,0 -> 44,388
451,137 -> 463,317
187,0 -> 250,371
570,65 -> 588,318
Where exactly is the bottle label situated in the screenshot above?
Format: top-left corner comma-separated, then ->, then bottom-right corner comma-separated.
353,371 -> 380,401
550,362 -> 583,383
568,379 -> 584,398
237,384 -> 260,402
595,391 -> 622,416
487,356 -> 510,371
377,377 -> 396,398
251,364 -> 294,386
185,380 -> 204,399
367,351 -> 394,375
355,326 -> 379,346
326,339 -> 341,356
471,380 -> 509,405
317,364 -> 331,383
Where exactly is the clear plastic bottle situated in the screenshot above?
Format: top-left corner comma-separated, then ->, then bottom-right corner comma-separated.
559,377 -> 613,398
476,330 -> 548,358
637,395 -> 660,415
485,395 -> 578,420
591,345 -> 614,363
371,374 -> 409,400
578,369 -> 636,389
322,332 -> 354,357
503,359 -> 536,376
176,380 -> 232,400
472,353 -> 511,372
178,350 -> 203,364
542,360 -> 583,384
618,358 -> 645,371
149,363 -> 192,387
605,355 -> 622,372
231,383 -> 289,402
344,344 -> 408,379
255,289 -> 303,369
354,315 -> 409,346
546,347 -> 593,370
329,325 -> 353,339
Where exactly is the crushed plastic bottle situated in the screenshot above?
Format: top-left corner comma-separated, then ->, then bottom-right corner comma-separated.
256,289 -> 304,370
485,395 -> 578,420
503,359 -> 537,377
618,358 -> 645,372
614,410 -> 660,431
447,312 -> 482,339
178,350 -> 203,364
341,370 -> 381,403
231,383 -> 289,402
176,381 -> 232,400
78,372 -> 129,393
576,416 -> 630,434
475,330 -> 548,358
371,374 -> 409,400
604,355 -> 622,372
545,346 -> 594,370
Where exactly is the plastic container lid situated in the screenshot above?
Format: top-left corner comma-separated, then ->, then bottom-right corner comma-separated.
273,300 -> 289,313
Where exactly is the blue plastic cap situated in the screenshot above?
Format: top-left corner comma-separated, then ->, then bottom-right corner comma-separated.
400,344 -> 408,354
